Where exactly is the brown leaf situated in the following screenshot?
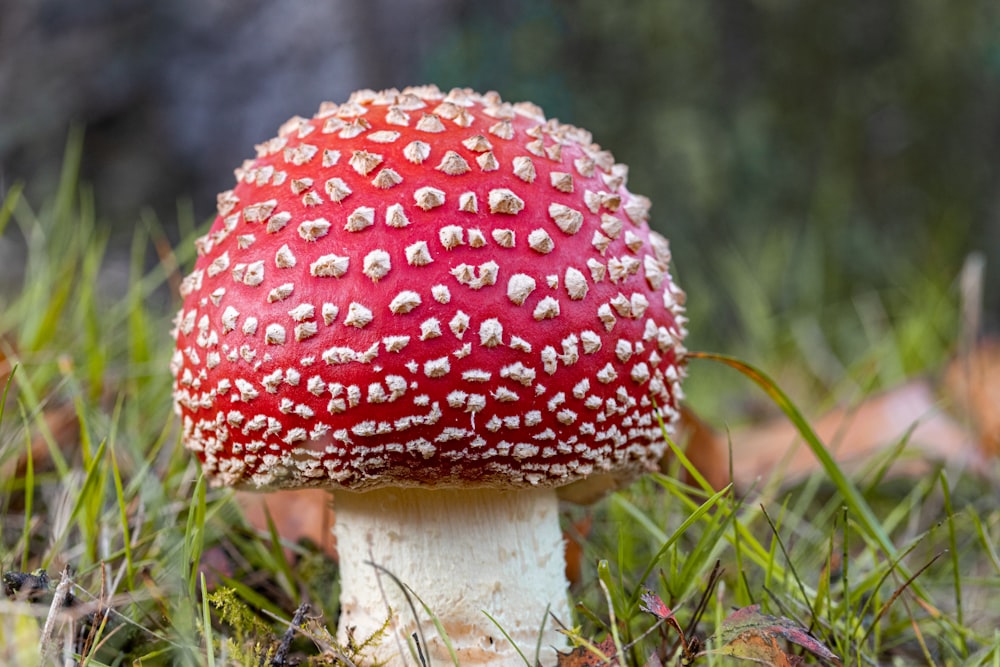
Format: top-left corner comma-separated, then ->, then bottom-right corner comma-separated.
711,604 -> 839,665
686,378 -> 987,491
669,337 -> 1000,491
671,406 -> 731,491
944,337 -> 1000,458
556,637 -> 620,666
564,513 -> 593,587
556,639 -> 666,667
0,349 -> 82,482
236,488 -> 337,559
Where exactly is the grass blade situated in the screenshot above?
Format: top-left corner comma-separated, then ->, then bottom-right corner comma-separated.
687,352 -> 924,596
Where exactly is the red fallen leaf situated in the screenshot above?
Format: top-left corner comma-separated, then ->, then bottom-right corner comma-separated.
556,637 -> 620,666
639,589 -> 675,620
710,604 -> 840,665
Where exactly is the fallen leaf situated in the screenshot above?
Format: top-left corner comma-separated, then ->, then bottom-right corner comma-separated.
709,604 -> 839,665
0,348 -> 90,482
713,630 -> 801,666
741,379 -> 982,487
638,589 -> 675,620
564,514 -> 593,587
944,337 -> 1000,458
556,633 -> 668,666
236,488 -> 337,559
556,637 -> 620,666
683,376 -> 989,491
672,406 -> 731,491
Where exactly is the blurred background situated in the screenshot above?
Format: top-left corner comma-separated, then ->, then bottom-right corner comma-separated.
1,0 -> 998,417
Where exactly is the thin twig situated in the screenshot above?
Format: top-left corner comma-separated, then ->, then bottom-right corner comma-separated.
270,602 -> 310,666
39,565 -> 74,664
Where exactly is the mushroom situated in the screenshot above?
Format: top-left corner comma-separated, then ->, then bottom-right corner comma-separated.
171,85 -> 688,665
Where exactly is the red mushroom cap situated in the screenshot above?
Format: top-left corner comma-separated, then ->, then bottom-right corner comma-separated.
171,85 -> 688,491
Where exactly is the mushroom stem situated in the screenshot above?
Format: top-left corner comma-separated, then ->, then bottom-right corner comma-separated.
335,487 -> 570,666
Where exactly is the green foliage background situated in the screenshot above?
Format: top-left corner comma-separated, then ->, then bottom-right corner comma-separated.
423,0 -> 1000,364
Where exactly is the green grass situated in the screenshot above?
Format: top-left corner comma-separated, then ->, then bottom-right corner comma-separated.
0,151 -> 998,665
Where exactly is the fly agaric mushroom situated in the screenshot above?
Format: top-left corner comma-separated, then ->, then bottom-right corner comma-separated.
171,85 -> 688,665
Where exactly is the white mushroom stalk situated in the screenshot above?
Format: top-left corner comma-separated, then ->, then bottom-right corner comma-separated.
335,487 -> 569,665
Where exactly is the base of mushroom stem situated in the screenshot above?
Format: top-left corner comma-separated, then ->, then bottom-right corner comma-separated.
334,486 -> 571,666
